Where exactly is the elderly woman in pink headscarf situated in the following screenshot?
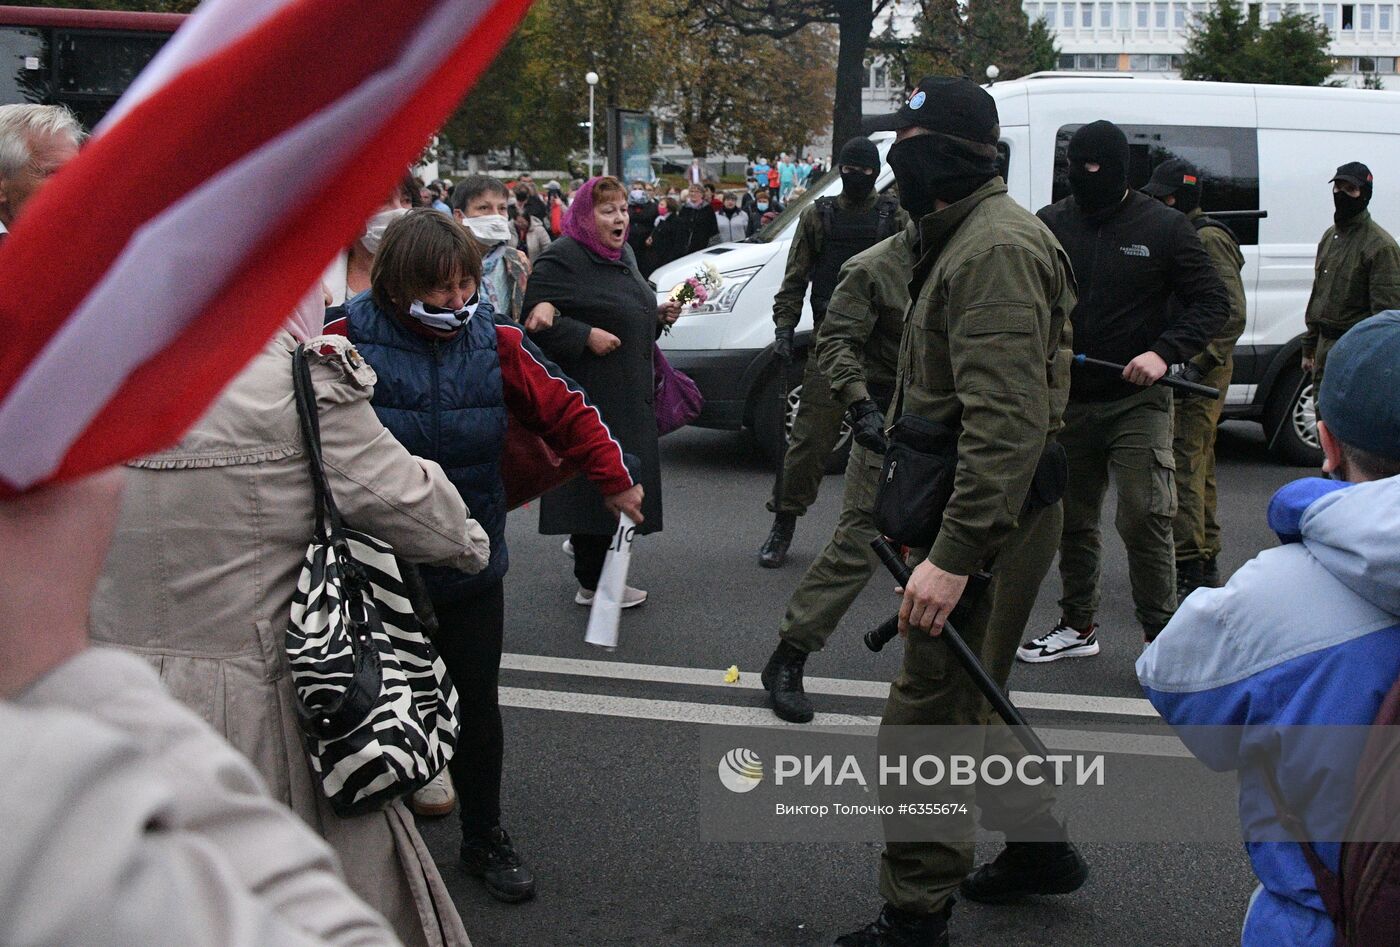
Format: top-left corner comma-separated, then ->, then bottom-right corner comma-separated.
522,176 -> 681,605
89,289 -> 487,947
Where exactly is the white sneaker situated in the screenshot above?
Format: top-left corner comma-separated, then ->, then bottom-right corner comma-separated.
409,769 -> 456,817
574,586 -> 648,608
562,538 -> 574,558
1016,622 -> 1100,663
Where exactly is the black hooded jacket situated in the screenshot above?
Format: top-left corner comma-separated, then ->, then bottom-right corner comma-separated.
1038,190 -> 1230,402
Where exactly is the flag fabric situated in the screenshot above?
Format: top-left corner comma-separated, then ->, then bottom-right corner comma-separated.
0,0 -> 532,495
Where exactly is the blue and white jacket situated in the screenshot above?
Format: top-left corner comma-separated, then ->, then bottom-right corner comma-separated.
1137,475 -> 1400,946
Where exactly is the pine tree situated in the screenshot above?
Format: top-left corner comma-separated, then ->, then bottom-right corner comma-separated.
1182,0 -> 1333,86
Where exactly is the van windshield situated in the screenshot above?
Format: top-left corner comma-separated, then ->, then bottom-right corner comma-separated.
746,166 -> 840,243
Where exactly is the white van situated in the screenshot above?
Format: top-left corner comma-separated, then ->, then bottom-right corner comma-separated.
653,76 -> 1400,466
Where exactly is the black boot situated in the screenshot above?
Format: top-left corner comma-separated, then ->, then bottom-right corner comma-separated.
1175,558 -> 1204,604
1201,555 -> 1222,588
834,902 -> 951,946
460,826 -> 536,903
758,513 -> 797,569
761,641 -> 814,723
960,839 -> 1088,904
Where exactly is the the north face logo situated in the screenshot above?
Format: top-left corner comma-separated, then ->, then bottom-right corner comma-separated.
1120,244 -> 1150,258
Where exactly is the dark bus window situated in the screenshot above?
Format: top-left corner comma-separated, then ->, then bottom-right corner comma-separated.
1053,124 -> 1261,245
54,30 -> 165,98
0,26 -> 49,108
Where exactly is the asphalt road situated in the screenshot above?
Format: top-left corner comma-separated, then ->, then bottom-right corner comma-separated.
416,420 -> 1306,947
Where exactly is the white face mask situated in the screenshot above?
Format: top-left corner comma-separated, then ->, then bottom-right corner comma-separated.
359,208 -> 408,255
408,292 -> 479,331
462,214 -> 513,246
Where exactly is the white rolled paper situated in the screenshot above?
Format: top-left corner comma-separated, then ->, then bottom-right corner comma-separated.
584,513 -> 637,650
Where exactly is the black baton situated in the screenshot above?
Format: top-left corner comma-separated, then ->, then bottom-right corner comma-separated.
869,536 -> 1050,760
1074,354 -> 1220,399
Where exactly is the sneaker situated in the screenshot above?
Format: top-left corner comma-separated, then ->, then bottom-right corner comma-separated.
574,585 -> 648,608
409,769 -> 456,818
562,538 -> 574,558
461,826 -> 535,903
1016,621 -> 1100,663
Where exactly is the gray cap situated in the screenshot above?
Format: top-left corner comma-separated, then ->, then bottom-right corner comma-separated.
1318,310 -> 1400,460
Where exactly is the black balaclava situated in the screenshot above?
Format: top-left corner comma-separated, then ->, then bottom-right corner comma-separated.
887,132 -> 999,220
1066,120 -> 1129,215
838,137 -> 879,201
1333,162 -> 1374,225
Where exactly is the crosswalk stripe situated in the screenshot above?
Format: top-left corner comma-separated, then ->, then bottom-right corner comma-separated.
496,686 -> 1190,758
499,652 -> 1159,718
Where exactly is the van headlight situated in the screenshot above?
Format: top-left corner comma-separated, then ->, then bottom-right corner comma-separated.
658,265 -> 762,316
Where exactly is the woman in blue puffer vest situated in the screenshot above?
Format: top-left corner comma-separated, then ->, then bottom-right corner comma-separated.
328,209 -> 642,904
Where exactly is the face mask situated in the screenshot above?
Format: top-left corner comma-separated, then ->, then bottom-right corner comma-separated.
462,214 -> 512,246
841,169 -> 876,201
1334,190 -> 1369,224
360,208 -> 409,255
629,188 -> 648,205
408,291 -> 479,332
756,202 -> 768,212
1066,122 -> 1129,215
887,133 -> 999,220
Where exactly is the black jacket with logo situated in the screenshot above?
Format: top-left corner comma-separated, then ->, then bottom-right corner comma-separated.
1038,190 -> 1229,401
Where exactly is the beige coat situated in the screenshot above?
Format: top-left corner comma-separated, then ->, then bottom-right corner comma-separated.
91,330 -> 488,947
4,648 -> 400,946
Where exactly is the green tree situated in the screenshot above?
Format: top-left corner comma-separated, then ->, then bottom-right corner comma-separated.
1181,0 -> 1333,85
878,0 -> 1059,92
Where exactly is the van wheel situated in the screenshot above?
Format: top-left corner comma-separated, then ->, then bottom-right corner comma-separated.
1263,364 -> 1324,468
751,359 -> 852,473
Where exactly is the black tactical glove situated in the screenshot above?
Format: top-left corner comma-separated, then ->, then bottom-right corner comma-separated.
773,326 -> 794,363
847,398 -> 888,453
1168,361 -> 1208,399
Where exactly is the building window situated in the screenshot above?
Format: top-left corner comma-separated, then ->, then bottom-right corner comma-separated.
1359,3 -> 1373,27
1150,52 -> 1172,68
1026,3 -> 1040,20
1265,2 -> 1281,21
1342,3 -> 1354,28
1174,3 -> 1187,25
1077,53 -> 1097,68
1137,2 -> 1150,25
1059,53 -> 1077,69
1381,5 -> 1392,28
1324,4 -> 1338,28
1155,1 -> 1168,25
1101,3 -> 1115,25
1082,2 -> 1094,26
1063,3 -> 1075,25
1331,55 -> 1357,70
1378,56 -> 1396,71
1359,55 -> 1377,69
1130,52 -> 1151,68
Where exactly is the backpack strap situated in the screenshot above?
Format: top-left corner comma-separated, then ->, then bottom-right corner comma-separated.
816,196 -> 836,242
1193,214 -> 1240,245
1257,758 -> 1347,928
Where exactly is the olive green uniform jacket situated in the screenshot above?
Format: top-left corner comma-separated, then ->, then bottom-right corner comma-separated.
1187,209 -> 1247,373
893,178 -> 1076,577
771,192 -> 910,333
1303,210 -> 1400,360
815,221 -> 917,409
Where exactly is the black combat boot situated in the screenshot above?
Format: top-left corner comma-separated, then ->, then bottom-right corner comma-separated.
1201,555 -> 1222,588
1175,557 -> 1204,603
761,640 -> 814,723
834,902 -> 951,946
461,826 -> 536,903
758,512 -> 797,568
959,839 -> 1089,904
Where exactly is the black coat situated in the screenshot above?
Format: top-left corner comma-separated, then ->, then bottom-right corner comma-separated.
674,203 -> 719,256
649,214 -> 688,270
522,236 -> 664,536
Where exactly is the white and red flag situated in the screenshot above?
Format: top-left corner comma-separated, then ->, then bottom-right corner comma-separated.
0,0 -> 531,494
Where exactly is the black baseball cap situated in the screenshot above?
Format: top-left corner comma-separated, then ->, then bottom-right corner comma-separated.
862,76 -> 1000,145
1142,158 -> 1201,197
1330,161 -> 1373,188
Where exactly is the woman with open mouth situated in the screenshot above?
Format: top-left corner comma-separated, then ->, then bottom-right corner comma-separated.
524,175 -> 683,607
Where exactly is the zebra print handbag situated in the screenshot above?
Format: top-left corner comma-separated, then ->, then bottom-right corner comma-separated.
285,344 -> 459,817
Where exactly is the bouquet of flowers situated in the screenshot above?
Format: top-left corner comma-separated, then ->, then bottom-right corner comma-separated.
668,261 -> 723,310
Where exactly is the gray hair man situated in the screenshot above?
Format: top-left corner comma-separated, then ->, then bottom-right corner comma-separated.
0,103 -> 84,235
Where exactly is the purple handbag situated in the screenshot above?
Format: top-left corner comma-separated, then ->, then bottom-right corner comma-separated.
654,343 -> 704,436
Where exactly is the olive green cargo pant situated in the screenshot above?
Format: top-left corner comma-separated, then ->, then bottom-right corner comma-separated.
1058,385 -> 1178,634
878,501 -> 1063,914
1172,362 -> 1231,563
778,444 -> 883,653
1311,335 -> 1337,412
766,356 -> 846,518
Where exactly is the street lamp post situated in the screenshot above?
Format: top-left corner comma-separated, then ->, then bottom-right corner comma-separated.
586,71 -> 599,177
985,64 -> 1000,85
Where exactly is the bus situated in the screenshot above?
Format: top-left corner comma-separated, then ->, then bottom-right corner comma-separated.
0,5 -> 184,129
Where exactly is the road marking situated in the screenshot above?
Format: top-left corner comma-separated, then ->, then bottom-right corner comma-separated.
497,687 -> 1190,758
500,652 -> 1159,718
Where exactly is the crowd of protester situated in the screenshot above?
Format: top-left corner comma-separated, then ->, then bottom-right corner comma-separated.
4,97 -> 1399,947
